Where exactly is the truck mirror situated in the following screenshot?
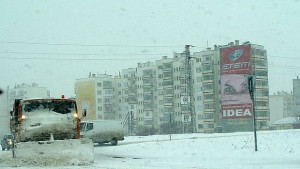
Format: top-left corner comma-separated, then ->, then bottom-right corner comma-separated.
82,109 -> 87,117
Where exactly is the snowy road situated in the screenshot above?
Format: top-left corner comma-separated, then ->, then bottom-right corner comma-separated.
1,130 -> 300,169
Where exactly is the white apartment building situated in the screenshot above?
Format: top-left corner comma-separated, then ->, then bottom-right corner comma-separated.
75,73 -> 118,121
75,40 -> 270,134
0,90 -> 9,138
269,91 -> 293,125
0,83 -> 50,137
7,83 -> 50,111
192,47 -> 221,133
293,77 -> 300,117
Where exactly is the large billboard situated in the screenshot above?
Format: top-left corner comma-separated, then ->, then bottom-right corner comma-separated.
220,45 -> 251,75
220,45 -> 252,119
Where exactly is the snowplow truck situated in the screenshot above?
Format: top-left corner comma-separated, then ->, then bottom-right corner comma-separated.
10,98 -> 94,165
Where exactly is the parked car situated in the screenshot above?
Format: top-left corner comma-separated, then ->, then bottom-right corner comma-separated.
1,134 -> 13,151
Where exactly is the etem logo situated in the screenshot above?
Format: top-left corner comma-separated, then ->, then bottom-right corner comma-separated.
229,49 -> 243,61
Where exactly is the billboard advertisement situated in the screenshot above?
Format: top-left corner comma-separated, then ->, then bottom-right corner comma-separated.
220,45 -> 251,75
220,44 -> 252,119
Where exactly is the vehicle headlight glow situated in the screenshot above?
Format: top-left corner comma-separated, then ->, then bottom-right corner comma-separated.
8,140 -> 13,145
21,115 -> 26,119
72,113 -> 78,118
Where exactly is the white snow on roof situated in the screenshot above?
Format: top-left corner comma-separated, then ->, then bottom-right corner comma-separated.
273,117 -> 300,125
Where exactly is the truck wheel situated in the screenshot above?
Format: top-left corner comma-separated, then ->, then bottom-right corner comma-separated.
2,147 -> 4,151
110,138 -> 118,146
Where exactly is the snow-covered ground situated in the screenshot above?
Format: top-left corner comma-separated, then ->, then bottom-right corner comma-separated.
1,129 -> 299,169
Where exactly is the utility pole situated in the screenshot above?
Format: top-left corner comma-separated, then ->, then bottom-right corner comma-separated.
184,45 -> 195,133
169,112 -> 172,140
248,76 -> 257,151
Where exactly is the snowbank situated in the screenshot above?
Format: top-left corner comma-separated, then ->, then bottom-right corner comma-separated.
0,138 -> 94,168
1,129 -> 299,169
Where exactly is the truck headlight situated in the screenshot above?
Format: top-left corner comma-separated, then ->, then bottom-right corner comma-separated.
21,115 -> 26,119
72,113 -> 78,118
8,140 -> 13,145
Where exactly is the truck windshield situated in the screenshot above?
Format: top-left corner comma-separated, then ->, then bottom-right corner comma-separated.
79,122 -> 86,132
5,135 -> 13,139
23,100 -> 76,114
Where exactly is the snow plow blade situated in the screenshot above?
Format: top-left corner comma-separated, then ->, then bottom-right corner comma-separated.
14,138 -> 94,166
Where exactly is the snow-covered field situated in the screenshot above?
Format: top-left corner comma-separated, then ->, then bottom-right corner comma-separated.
1,129 -> 299,169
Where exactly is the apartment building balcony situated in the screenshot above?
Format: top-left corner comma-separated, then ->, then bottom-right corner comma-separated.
142,75 -> 153,79
202,60 -> 214,64
202,79 -> 215,84
203,88 -> 214,93
163,102 -> 174,107
162,81 -> 173,88
255,75 -> 268,80
143,91 -> 153,95
163,93 -> 174,97
162,64 -> 173,69
255,106 -> 269,111
144,95 -> 154,101
252,54 -> 267,61
256,116 -> 270,121
253,65 -> 268,71
203,119 -> 214,123
163,89 -> 174,95
202,70 -> 214,74
203,98 -> 214,103
254,96 -> 269,101
163,76 -> 173,81
128,93 -> 137,97
103,85 -> 114,89
143,83 -> 153,87
204,128 -> 215,133
204,108 -> 216,112
144,119 -> 154,126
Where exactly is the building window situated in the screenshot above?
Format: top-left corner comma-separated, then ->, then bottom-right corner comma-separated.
198,124 -> 204,129
97,82 -> 102,87
198,115 -> 204,120
98,106 -> 102,111
105,89 -> 113,95
197,96 -> 202,101
207,123 -> 214,128
98,98 -> 102,103
97,90 -> 102,95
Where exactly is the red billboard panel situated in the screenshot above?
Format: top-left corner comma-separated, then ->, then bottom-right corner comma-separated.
220,45 -> 251,75
220,44 -> 252,119
222,103 -> 253,119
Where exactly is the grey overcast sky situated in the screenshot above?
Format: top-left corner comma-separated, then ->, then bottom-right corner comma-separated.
1,0 -> 299,97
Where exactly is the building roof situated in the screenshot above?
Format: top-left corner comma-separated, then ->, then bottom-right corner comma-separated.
273,117 -> 300,125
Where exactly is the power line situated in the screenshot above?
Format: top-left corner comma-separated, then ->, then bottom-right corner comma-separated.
0,40 -> 182,48
268,55 -> 299,60
0,51 -> 169,56
1,56 -> 300,69
0,56 -> 156,61
0,51 -> 299,60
